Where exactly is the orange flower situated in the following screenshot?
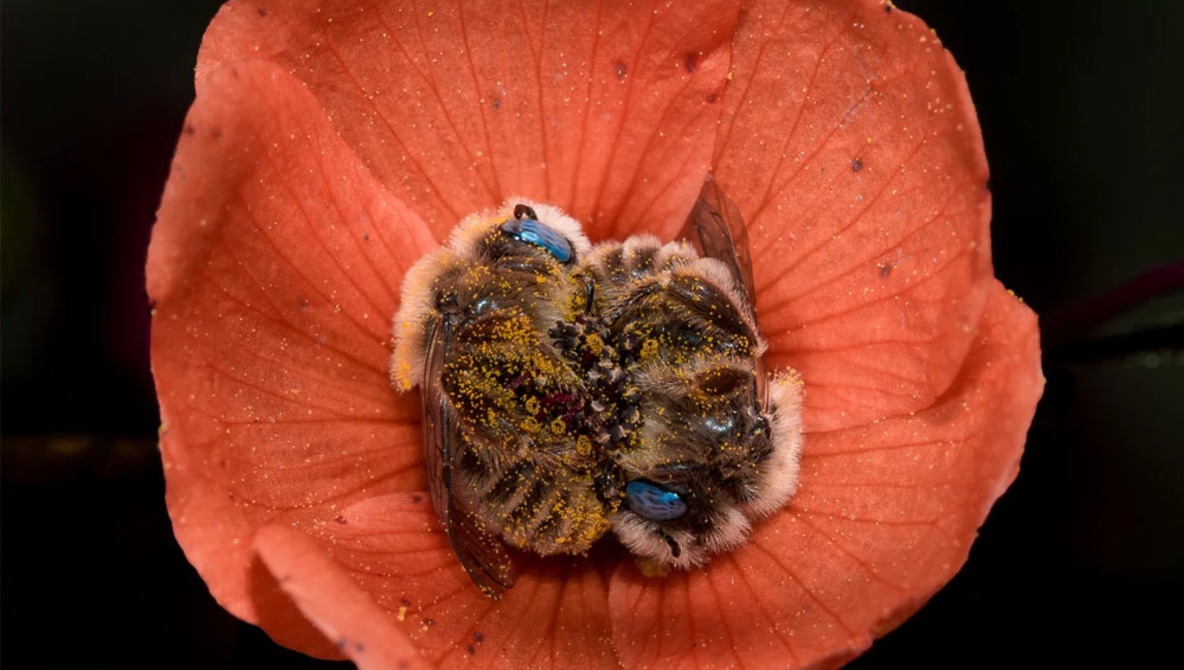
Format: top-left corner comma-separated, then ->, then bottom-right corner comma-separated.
147,0 -> 1043,668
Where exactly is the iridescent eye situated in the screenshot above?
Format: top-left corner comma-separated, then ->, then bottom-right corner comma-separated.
625,480 -> 687,521
500,212 -> 574,263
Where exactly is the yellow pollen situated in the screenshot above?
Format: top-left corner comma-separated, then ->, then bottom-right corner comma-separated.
585,333 -> 604,356
641,338 -> 659,360
575,435 -> 592,456
637,558 -> 671,578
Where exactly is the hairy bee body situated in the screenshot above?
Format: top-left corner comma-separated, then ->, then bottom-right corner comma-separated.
393,189 -> 803,596
576,236 -> 800,567
393,205 -> 612,578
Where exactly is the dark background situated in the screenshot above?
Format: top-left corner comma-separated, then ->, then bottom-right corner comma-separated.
3,1 -> 1181,667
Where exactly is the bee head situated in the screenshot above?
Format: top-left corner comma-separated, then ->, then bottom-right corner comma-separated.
609,368 -> 805,569
499,212 -> 575,263
611,469 -> 750,569
449,198 -> 593,265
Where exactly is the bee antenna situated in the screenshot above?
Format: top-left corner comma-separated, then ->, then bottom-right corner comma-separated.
513,203 -> 538,221
660,531 -> 682,558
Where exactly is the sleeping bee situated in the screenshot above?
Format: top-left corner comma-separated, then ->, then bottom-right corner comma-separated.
391,182 -> 803,596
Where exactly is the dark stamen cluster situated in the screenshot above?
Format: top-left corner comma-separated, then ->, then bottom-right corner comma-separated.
549,316 -> 643,452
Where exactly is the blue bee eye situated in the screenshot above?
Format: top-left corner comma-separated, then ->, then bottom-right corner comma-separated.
500,218 -> 574,263
625,480 -> 687,521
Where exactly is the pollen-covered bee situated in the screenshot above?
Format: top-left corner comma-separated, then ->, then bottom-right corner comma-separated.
392,182 -> 803,596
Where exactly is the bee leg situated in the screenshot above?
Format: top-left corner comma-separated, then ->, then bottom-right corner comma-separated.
659,530 -> 682,559
580,273 -> 596,315
607,271 -> 755,357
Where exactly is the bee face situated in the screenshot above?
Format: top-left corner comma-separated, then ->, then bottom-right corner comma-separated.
391,184 -> 803,596
610,359 -> 804,568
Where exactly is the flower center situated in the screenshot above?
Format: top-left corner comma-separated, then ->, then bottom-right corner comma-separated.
391,197 -> 803,595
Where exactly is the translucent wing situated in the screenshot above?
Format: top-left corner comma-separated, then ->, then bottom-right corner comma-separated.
679,176 -> 757,311
421,313 -> 517,598
679,176 -> 769,405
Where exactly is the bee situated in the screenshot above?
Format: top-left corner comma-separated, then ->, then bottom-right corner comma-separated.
392,182 -> 803,596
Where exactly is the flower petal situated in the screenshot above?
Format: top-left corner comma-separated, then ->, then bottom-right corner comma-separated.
608,283 -> 1042,669
197,0 -> 742,241
148,58 -> 438,653
309,493 -> 617,669
254,524 -> 434,669
713,0 -> 994,432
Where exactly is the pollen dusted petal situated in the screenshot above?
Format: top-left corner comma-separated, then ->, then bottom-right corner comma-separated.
712,0 -> 994,432
253,525 -> 434,670
607,284 -> 1042,669
197,0 -> 741,242
148,59 -> 438,655
312,494 -> 618,670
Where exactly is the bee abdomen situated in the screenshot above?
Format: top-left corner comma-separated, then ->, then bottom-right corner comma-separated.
470,460 -> 608,555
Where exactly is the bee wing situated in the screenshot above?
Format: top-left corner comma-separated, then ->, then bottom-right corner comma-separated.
680,177 -> 770,405
422,314 -> 517,598
679,176 -> 757,311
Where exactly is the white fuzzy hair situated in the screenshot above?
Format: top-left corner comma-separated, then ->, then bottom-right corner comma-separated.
389,198 -> 590,390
